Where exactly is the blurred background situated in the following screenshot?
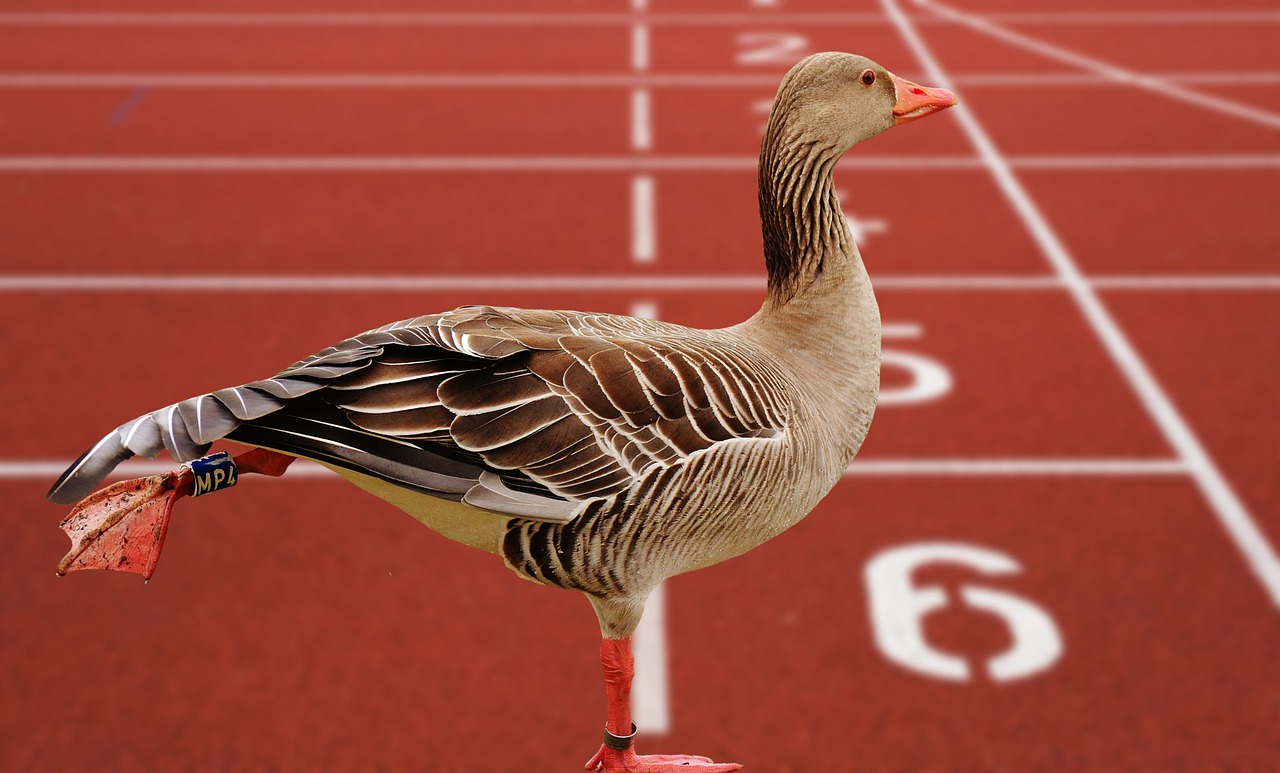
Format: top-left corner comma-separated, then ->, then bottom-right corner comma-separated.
2,0 -> 1277,769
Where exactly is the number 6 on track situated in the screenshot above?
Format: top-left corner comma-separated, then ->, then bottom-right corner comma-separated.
864,542 -> 1063,682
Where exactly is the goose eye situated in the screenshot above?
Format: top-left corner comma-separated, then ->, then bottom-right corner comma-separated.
860,69 -> 876,86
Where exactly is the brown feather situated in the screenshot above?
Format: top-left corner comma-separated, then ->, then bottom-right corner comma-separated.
347,405 -> 453,437
479,414 -> 591,469
562,362 -> 624,421
439,365 -> 554,413
333,373 -> 452,412
451,395 -> 569,452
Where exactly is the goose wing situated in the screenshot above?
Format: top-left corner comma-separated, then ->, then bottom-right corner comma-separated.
48,306 -> 790,520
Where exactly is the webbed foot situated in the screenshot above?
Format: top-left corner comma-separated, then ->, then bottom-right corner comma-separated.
585,745 -> 743,772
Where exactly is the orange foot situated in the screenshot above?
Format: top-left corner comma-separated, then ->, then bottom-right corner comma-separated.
585,746 -> 743,772
56,448 -> 293,581
56,470 -> 189,581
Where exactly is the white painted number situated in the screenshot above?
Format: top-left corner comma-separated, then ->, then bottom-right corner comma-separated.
835,188 -> 888,244
735,32 -> 811,66
750,96 -> 775,133
880,323 -> 953,406
865,542 -> 1063,682
845,213 -> 888,243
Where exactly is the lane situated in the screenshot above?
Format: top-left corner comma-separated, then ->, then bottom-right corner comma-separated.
955,84 -> 1280,155
14,473 -> 1279,773
650,86 -> 972,155
648,0 -> 886,11
2,480 -> 601,772
0,23 -> 626,74
1021,169 -> 1280,276
913,0 -> 1280,132
4,83 -> 1275,158
652,18 -> 1078,75
0,166 -> 1057,277
983,20 -> 1278,73
0,84 -> 969,159
932,0 -> 1280,13
1222,83 -> 1280,113
0,172 -> 630,275
0,88 -> 630,155
0,0 -> 620,10
1104,291 -> 1280,546
1,289 -> 1171,461
658,169 -> 1047,274
672,477 -> 1280,769
884,0 -> 1280,609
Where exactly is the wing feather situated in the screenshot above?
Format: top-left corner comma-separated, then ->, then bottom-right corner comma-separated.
451,395 -> 570,452
49,305 -> 790,522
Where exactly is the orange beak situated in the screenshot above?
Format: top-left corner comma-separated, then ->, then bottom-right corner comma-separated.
891,73 -> 958,125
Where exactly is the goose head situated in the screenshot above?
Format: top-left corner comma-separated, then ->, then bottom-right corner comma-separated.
772,52 -> 958,148
765,52 -> 957,153
758,54 -> 956,301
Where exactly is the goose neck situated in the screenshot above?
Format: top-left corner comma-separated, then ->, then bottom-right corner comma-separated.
758,124 -> 854,303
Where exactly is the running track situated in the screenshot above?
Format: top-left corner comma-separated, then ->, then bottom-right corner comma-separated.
2,0 -> 1278,770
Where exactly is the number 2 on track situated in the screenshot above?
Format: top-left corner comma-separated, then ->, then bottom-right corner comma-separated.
735,32 -> 812,66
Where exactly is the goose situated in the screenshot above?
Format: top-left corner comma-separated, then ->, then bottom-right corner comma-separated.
48,52 -> 955,772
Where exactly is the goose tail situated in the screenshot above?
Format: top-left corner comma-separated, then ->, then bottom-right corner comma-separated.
46,385 -> 278,505
47,431 -> 139,506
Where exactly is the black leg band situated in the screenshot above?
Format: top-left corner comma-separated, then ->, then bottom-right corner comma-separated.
603,722 -> 638,751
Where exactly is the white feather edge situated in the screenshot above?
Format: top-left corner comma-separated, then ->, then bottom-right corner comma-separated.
462,471 -> 578,523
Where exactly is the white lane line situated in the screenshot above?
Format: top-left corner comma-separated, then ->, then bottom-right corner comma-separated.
4,274 -> 1279,293
0,154 -> 944,172
631,88 -> 652,150
630,580 -> 669,734
2,71 -> 1278,88
0,155 -> 1274,172
882,322 -> 924,338
631,176 -> 657,263
0,11 -> 888,26
844,459 -> 1188,476
0,73 -> 786,88
914,0 -> 1280,131
885,0 -> 1280,608
629,300 -> 660,319
626,295 -> 669,736
957,11 -> 1280,24
0,273 -> 762,292
1010,155 -> 1280,170
1091,276 -> 1280,290
0,10 -> 1276,26
4,457 -> 1192,481
954,71 -> 1280,87
631,24 -> 650,72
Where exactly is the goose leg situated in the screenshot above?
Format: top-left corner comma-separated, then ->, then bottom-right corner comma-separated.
584,637 -> 742,772
56,448 -> 295,580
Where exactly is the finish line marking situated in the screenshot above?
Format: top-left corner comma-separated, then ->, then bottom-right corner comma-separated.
885,0 -> 1280,608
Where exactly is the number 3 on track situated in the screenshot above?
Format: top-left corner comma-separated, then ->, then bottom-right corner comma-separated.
865,542 -> 1063,682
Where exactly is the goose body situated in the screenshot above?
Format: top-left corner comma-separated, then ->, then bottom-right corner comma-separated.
49,53 -> 955,771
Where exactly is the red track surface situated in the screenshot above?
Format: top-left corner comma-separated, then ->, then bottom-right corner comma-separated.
2,1 -> 1278,770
